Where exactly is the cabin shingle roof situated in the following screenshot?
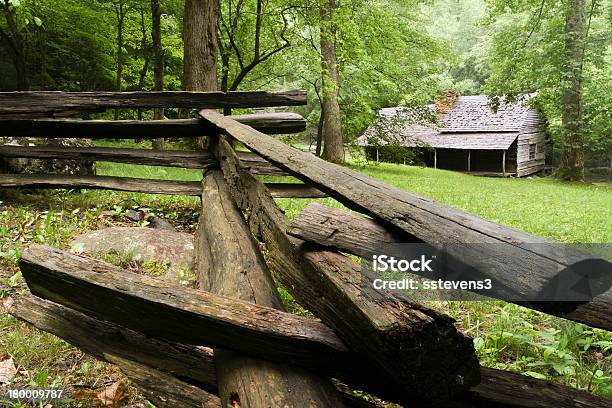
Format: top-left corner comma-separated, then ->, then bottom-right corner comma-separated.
358,95 -> 538,150
440,95 -> 531,132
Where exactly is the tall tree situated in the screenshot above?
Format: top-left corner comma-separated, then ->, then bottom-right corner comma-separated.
135,6 -> 151,122
183,0 -> 218,92
151,0 -> 165,149
0,0 -> 28,90
183,0 -> 218,150
483,0 -> 609,182
319,0 -> 343,163
114,0 -> 131,119
559,0 -> 587,181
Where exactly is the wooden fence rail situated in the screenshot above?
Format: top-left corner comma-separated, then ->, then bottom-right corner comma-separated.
213,136 -> 481,403
196,171 -> 342,406
0,145 -> 290,176
0,90 -> 306,115
3,90 -> 610,408
200,109 -> 612,332
286,202 -> 612,330
0,113 -> 305,138
11,294 -> 610,408
0,174 -> 324,198
18,245 -> 426,404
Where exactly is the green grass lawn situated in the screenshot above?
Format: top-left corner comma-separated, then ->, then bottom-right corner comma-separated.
1,157 -> 611,405
356,163 -> 612,243
274,162 -> 612,243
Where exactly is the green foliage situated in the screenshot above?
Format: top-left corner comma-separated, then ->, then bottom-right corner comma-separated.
421,0 -> 490,94
0,0 -> 184,92
442,302 -> 612,397
331,1 -> 444,139
482,0 -> 611,160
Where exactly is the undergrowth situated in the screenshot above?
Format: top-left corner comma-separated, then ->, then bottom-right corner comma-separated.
0,157 -> 611,405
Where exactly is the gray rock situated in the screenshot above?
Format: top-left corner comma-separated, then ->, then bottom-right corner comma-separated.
147,215 -> 176,231
70,227 -> 194,284
125,209 -> 144,222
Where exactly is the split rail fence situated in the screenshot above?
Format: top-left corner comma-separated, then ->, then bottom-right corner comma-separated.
0,90 -> 610,408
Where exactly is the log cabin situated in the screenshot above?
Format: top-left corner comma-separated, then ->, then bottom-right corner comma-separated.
358,94 -> 547,177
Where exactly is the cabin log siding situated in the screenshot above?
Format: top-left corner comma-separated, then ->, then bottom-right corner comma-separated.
516,131 -> 546,176
515,110 -> 546,176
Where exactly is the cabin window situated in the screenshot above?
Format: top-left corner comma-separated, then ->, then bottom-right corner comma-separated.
529,144 -> 536,160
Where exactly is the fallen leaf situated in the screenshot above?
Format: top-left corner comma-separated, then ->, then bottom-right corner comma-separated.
72,389 -> 98,403
1,297 -> 13,313
96,379 -> 129,407
0,357 -> 17,385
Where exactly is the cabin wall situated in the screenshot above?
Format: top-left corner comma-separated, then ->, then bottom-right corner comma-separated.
505,140 -> 518,174
517,110 -> 546,176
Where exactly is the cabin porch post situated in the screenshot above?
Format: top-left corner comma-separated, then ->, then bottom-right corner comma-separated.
434,149 -> 437,169
502,150 -> 506,176
467,150 -> 471,173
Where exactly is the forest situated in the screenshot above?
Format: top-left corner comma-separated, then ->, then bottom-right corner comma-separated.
0,1 -> 611,407
1,0 -> 610,178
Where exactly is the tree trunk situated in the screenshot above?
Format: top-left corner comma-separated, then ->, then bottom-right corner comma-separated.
316,103 -> 324,157
319,0 -> 344,163
183,0 -> 218,92
558,0 -> 586,181
151,0 -> 165,149
1,1 -> 29,90
183,0 -> 218,149
137,9 -> 151,123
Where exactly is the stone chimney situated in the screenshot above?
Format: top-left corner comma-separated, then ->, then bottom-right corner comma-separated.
435,91 -> 460,114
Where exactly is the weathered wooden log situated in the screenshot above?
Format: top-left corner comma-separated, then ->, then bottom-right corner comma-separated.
197,170 -> 343,406
105,356 -> 220,408
0,145 -> 290,175
202,110 -> 612,331
0,174 -> 322,198
287,203 -> 403,256
0,145 -> 216,169
0,174 -> 203,196
0,90 -> 306,114
0,118 -> 203,139
287,203 -> 612,330
9,295 -> 219,408
265,183 -> 327,198
19,245 -> 351,373
9,295 -> 379,408
0,113 -> 305,138
12,299 -> 610,408
214,137 -> 480,404
9,295 -> 217,393
451,367 -> 611,408
238,151 -> 291,176
232,112 -> 306,134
